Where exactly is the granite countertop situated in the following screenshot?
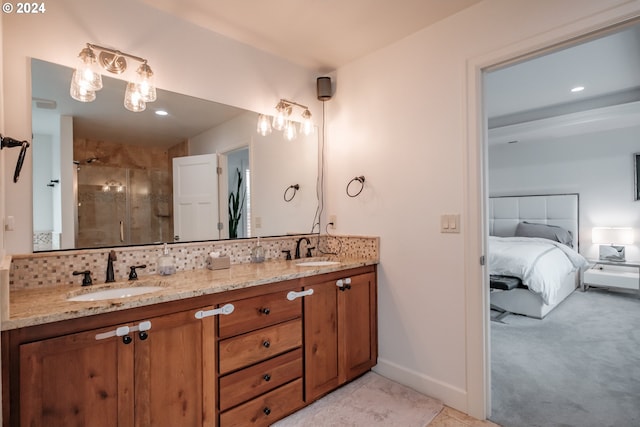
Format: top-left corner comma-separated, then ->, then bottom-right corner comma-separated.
3,257 -> 377,331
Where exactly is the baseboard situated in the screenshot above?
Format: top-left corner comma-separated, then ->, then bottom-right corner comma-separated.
373,357 -> 468,414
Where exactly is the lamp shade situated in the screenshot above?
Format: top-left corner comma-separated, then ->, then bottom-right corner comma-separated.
592,227 -> 634,245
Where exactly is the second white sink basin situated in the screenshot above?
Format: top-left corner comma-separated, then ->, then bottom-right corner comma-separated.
67,286 -> 164,302
296,260 -> 341,267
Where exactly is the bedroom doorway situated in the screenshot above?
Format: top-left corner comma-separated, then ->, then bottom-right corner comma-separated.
481,18 -> 640,427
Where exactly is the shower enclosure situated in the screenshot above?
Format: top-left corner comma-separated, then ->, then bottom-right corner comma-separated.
76,164 -> 172,248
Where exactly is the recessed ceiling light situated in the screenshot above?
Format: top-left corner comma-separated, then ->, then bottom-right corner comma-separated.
155,110 -> 168,116
570,86 -> 585,93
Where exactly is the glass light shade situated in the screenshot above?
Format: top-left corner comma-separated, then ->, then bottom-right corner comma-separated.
70,73 -> 96,102
283,121 -> 297,141
272,110 -> 287,131
124,82 -> 146,112
136,63 -> 156,102
74,47 -> 103,91
256,114 -> 272,136
592,227 -> 634,244
300,109 -> 314,135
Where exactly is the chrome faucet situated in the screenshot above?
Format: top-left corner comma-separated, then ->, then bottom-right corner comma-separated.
106,250 -> 116,283
295,237 -> 311,259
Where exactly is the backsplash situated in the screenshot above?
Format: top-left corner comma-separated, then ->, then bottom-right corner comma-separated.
9,235 -> 379,290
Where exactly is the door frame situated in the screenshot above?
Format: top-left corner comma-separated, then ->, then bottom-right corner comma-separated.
463,7 -> 640,420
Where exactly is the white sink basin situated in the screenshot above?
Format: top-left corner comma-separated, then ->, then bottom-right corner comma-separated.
296,260 -> 341,267
67,286 -> 164,302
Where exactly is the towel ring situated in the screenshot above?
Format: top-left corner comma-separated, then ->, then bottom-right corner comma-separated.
284,184 -> 300,202
346,176 -> 365,198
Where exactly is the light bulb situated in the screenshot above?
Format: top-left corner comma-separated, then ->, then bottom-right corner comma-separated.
124,82 -> 146,112
70,72 -> 96,102
256,114 -> 272,136
73,46 -> 102,91
300,109 -> 314,135
136,62 -> 156,102
272,101 -> 291,131
284,120 -> 297,141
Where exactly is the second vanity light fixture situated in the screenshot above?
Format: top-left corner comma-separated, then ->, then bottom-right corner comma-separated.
70,43 -> 157,112
256,99 -> 314,141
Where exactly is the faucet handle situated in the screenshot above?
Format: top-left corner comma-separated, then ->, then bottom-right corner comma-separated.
128,264 -> 147,280
306,247 -> 315,258
73,270 -> 93,286
281,250 -> 292,260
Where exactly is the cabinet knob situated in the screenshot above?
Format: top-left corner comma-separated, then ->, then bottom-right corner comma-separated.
260,307 -> 271,315
122,335 -> 132,345
263,407 -> 271,416
263,374 -> 271,382
139,331 -> 148,341
262,340 -> 271,348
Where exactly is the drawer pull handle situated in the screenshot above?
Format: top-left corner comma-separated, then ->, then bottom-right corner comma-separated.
263,374 -> 271,382
195,303 -> 235,319
263,340 -> 271,348
263,407 -> 271,416
122,335 -> 132,345
260,307 -> 271,315
287,289 -> 314,301
138,331 -> 148,341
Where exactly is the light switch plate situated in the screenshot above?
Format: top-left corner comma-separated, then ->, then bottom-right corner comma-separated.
440,214 -> 460,233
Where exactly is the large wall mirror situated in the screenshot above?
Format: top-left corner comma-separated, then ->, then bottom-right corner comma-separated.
31,59 -> 319,252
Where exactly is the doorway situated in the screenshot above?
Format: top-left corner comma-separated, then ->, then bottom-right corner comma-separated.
479,19 -> 640,425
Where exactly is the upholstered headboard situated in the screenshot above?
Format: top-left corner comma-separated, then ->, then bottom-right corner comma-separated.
489,194 -> 579,250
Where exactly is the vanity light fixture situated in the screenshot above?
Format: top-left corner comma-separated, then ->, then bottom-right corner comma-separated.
70,43 -> 157,112
571,86 -> 585,93
258,99 -> 314,140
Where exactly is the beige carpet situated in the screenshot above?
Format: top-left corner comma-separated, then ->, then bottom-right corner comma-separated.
273,372 -> 443,426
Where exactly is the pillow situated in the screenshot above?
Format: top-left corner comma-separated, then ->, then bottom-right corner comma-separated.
514,221 -> 573,247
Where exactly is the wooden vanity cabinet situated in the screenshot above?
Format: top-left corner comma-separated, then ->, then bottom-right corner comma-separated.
303,267 -> 378,402
217,286 -> 305,427
3,265 -> 377,427
4,299 -> 217,427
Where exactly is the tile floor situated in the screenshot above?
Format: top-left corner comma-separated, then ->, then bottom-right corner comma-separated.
430,406 -> 501,427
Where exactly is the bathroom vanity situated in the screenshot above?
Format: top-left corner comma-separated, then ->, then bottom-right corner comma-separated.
1,260 -> 377,427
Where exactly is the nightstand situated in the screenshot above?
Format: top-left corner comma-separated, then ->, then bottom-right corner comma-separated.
583,259 -> 640,294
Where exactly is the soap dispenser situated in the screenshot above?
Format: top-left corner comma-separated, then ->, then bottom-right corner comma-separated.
157,243 -> 176,275
251,237 -> 265,263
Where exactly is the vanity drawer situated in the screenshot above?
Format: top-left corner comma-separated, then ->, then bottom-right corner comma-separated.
219,348 -> 302,411
219,319 -> 302,374
219,378 -> 304,427
218,289 -> 302,338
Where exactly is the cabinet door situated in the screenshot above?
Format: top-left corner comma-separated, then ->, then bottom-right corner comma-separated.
19,325 -> 135,427
339,272 -> 378,382
303,279 -> 339,401
134,308 -> 216,427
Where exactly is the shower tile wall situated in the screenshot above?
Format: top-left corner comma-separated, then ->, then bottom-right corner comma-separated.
74,138 -> 183,248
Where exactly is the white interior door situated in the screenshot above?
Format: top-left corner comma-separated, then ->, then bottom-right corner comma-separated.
173,154 -> 219,242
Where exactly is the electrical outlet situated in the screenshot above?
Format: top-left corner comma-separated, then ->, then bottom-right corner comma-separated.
254,216 -> 262,229
329,215 -> 337,229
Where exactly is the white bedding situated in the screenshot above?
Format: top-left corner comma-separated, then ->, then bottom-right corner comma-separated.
489,236 -> 589,305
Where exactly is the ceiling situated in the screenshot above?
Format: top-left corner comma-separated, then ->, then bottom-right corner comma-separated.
140,0 -> 483,72
485,22 -> 640,143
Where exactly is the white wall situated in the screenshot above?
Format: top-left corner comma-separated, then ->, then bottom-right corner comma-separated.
489,125 -> 640,261
326,0 -> 640,416
2,0 -> 318,254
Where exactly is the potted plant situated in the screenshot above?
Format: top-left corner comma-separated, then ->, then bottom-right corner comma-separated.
228,168 -> 245,238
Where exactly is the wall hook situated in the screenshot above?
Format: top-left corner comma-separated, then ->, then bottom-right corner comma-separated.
346,176 -> 365,197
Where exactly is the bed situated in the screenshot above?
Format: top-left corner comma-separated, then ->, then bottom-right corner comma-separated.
488,194 -> 589,319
